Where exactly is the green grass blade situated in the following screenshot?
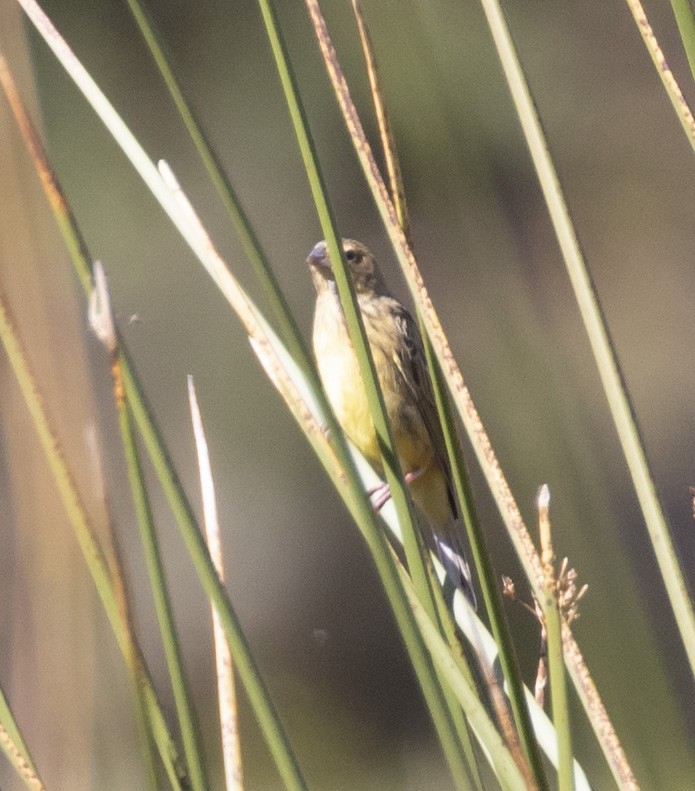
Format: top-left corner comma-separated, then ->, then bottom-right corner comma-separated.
119,377 -> 208,791
0,53 -> 197,787
477,0 -> 695,680
624,0 -> 695,151
537,488 -> 573,791
0,686 -> 45,790
90,266 -> 208,791
669,0 -> 695,85
119,346 -> 307,791
2,19 -> 305,783
104,540 -> 159,789
424,331 -> 543,783
396,560 -> 526,791
0,288 -> 189,788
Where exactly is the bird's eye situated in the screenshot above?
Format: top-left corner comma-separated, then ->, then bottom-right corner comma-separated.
345,249 -> 357,261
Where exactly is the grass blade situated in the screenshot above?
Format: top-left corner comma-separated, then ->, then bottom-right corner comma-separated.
395,559 -> 526,791
0,287 -> 191,787
0,52 -> 196,787
188,377 -> 245,791
119,344 -> 308,790
90,265 -> 208,791
537,488 -> 573,791
0,686 -> 45,790
350,0 -> 410,240
624,0 -> 695,151
478,0 -> 695,684
668,0 -> 695,85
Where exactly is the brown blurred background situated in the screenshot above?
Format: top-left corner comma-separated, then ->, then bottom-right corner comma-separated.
3,0 -> 695,787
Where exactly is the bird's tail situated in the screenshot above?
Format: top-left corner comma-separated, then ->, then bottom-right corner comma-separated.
433,532 -> 477,609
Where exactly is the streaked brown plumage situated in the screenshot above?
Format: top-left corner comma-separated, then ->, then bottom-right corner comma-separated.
307,238 -> 474,599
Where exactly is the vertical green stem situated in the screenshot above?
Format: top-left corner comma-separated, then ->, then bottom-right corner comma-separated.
113,356 -> 208,791
478,0 -> 695,677
538,488 -> 573,790
669,0 -> 695,84
422,329 -> 545,787
120,348 -> 307,791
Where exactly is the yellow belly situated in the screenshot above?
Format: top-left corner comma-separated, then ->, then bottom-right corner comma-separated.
314,301 -> 381,463
313,291 -> 450,527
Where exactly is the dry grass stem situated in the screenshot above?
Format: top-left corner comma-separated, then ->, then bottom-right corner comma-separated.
188,377 -> 244,791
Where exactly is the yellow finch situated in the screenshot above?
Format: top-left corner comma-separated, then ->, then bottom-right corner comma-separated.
308,238 -> 474,602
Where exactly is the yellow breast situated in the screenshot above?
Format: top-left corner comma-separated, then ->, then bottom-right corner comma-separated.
313,289 -> 434,476
313,291 -> 381,464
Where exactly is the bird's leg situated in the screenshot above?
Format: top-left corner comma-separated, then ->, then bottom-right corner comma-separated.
367,481 -> 391,511
367,467 -> 425,512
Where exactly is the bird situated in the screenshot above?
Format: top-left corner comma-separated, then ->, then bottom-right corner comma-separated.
307,238 -> 475,604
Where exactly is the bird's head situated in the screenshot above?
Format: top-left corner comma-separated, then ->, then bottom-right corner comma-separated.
307,239 -> 386,296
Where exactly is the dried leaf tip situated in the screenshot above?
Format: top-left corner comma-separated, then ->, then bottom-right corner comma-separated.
88,261 -> 116,353
537,483 -> 550,511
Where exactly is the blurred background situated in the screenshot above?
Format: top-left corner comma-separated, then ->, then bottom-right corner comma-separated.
2,0 -> 695,787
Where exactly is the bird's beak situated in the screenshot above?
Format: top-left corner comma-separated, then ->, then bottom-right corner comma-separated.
306,240 -> 330,269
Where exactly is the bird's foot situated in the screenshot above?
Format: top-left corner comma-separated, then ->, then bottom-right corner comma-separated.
367,481 -> 391,512
367,467 -> 425,512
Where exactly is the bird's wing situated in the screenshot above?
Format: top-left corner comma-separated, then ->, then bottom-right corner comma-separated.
390,301 -> 458,519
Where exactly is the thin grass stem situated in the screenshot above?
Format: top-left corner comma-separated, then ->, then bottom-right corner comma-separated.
90,264 -> 208,791
188,377 -> 245,791
624,0 -> 695,151
0,687 -> 45,790
478,0 -> 695,686
668,0 -> 695,85
537,488 -> 573,791
7,7 -> 310,784
394,556 -> 526,791
0,287 -> 190,787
